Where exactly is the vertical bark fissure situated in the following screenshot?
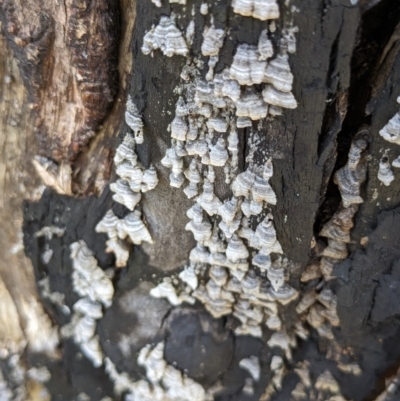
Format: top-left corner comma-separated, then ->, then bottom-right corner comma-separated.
314,0 -> 400,235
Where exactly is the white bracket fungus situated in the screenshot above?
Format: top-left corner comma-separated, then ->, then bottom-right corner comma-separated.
70,241 -> 114,307
142,16 -> 189,58
230,44 -> 267,86
334,136 -> 367,207
239,356 -> 261,381
393,155 -> 400,168
378,156 -> 395,186
258,29 -> 273,60
125,97 -> 144,144
201,24 -> 225,57
232,0 -> 280,21
62,242 -> 115,368
379,112 -> 400,145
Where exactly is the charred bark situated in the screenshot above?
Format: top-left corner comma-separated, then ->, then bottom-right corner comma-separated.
1,1 -> 400,401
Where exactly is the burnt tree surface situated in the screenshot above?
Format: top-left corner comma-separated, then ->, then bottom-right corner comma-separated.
1,0 -> 400,400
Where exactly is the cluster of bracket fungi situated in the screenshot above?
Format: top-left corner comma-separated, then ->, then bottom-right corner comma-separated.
95,111 -> 157,268
377,96 -> 400,186
127,0 -> 373,400
61,240 -> 114,368
12,0 -> 399,400
138,0 -> 358,400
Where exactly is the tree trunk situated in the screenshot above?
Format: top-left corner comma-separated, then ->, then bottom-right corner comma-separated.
1,0 -> 400,400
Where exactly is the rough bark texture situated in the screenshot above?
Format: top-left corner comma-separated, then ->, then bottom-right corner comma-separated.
1,0 -> 400,400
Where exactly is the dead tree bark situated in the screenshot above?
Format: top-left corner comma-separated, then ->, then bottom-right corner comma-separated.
1,0 -> 400,400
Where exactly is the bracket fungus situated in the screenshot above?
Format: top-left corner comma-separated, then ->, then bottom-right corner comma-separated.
230,44 -> 267,86
125,97 -> 144,144
232,0 -> 280,21
379,112 -> 400,145
201,25 -> 225,57
142,16 -> 189,57
378,157 -> 395,186
258,29 -> 274,60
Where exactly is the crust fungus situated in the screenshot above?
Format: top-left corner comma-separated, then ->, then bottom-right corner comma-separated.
232,0 -> 280,21
34,225 -> 66,240
241,271 -> 261,296
206,278 -> 223,300
142,16 -> 189,57
194,286 -> 233,318
281,26 -> 299,54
